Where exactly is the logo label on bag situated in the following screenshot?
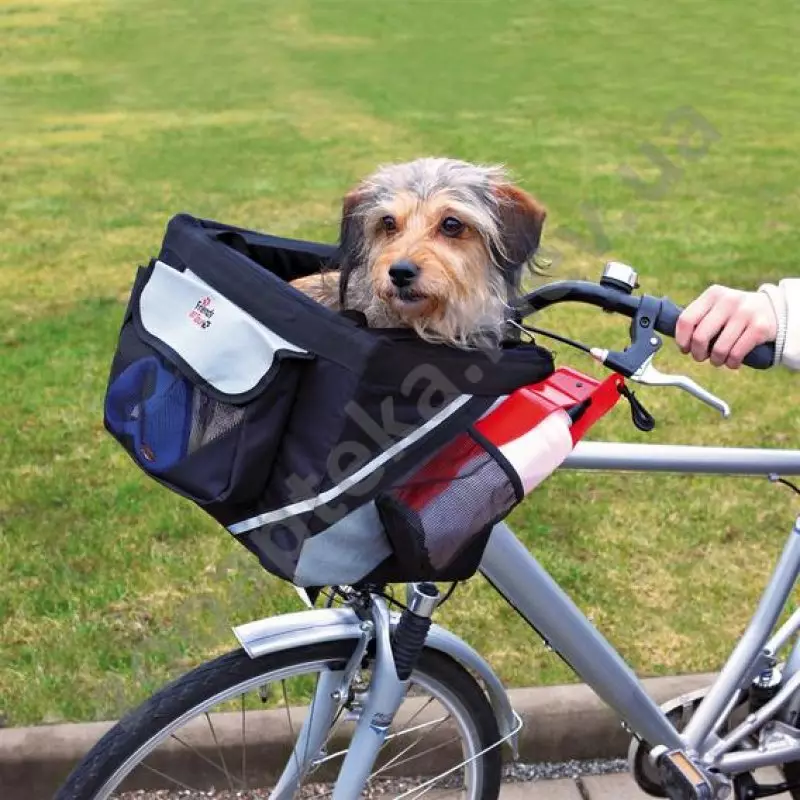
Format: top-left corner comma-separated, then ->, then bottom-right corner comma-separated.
188,296 -> 215,329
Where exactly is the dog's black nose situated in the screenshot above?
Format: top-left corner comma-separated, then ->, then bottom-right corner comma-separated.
389,260 -> 419,288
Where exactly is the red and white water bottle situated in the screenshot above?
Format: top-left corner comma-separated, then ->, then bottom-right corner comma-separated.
375,367 -> 625,576
474,367 -> 624,496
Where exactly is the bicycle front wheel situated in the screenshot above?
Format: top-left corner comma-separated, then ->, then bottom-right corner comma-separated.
55,641 -> 502,799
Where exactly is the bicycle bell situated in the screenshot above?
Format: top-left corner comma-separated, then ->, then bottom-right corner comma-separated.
600,261 -> 639,294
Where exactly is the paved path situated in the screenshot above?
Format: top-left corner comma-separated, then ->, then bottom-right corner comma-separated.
497,767 -> 792,798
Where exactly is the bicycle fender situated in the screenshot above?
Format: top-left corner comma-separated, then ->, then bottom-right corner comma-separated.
232,606 -> 519,757
424,623 -> 520,757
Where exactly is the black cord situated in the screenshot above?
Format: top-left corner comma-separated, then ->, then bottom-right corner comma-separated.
375,590 -> 408,611
438,581 -> 459,606
324,586 -> 353,607
509,320 -> 593,355
769,474 -> 800,496
343,580 -> 462,615
374,582 -> 460,611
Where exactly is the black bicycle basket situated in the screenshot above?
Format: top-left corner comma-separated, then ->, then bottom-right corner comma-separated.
103,213 -> 555,586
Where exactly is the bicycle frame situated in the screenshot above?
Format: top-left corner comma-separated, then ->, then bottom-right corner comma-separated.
237,442 -> 800,797
481,441 -> 800,776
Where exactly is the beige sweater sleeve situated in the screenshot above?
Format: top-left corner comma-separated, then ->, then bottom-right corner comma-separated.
759,278 -> 800,370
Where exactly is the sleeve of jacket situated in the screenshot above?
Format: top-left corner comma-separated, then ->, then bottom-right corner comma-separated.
759,278 -> 800,371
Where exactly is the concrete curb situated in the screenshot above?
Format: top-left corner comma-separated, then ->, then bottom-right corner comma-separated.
0,673 -> 717,800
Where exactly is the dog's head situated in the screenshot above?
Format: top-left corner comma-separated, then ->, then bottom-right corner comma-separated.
334,157 -> 546,346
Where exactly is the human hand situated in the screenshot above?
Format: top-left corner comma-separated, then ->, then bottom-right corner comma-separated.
675,285 -> 778,369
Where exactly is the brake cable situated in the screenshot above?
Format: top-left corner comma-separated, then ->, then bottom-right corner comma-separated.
507,320 -> 656,432
507,320 -> 592,355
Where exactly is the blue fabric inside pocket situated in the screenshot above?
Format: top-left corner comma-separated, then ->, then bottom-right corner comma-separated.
105,357 -> 192,472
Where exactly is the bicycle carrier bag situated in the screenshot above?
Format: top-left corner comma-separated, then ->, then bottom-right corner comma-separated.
104,213 -> 560,586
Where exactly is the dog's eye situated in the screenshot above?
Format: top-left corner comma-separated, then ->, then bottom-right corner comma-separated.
440,217 -> 465,237
380,215 -> 397,234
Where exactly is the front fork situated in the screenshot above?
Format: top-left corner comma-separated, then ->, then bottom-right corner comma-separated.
268,585 -> 440,800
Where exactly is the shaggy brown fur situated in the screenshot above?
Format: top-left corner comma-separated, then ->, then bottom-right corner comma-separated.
291,157 -> 546,348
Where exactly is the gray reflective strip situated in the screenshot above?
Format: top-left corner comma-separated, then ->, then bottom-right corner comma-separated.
293,502 -> 392,587
478,395 -> 507,419
228,394 -> 474,535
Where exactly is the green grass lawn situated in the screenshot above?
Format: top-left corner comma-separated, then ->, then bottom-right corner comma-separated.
2,0 -> 800,727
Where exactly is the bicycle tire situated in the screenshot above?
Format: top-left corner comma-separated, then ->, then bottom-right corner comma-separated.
55,641 -> 503,799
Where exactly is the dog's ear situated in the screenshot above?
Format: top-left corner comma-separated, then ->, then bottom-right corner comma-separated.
491,182 -> 547,286
335,185 -> 368,307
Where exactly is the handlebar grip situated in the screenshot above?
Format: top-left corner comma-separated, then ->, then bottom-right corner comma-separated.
654,298 -> 776,370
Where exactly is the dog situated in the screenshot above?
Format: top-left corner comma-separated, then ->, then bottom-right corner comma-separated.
290,157 -> 546,348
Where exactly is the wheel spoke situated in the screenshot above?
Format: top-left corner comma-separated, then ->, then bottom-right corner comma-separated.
405,782 -> 450,800
281,679 -> 296,738
167,732 -> 245,788
281,677 -> 304,781
241,693 -> 248,790
130,760 -> 202,794
401,696 -> 437,730
370,712 -> 453,779
373,734 -> 463,777
204,711 -> 235,792
75,644 -> 491,800
313,715 -> 450,767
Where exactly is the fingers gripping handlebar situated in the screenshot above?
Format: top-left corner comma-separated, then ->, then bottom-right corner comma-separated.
513,264 -> 776,419
654,298 -> 774,370
516,280 -> 775,371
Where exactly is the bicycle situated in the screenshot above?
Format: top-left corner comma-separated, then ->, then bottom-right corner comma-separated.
56,262 -> 800,800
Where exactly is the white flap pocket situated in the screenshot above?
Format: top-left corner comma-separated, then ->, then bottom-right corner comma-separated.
138,261 -> 308,397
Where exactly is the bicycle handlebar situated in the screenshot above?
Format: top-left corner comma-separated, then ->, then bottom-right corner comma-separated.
517,280 -> 775,370
652,297 -> 774,369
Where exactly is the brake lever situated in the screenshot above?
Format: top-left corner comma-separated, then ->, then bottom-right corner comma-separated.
630,354 -> 731,418
587,291 -> 731,418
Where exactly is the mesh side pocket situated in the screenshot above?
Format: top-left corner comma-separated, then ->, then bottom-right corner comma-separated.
375,431 -> 520,576
104,345 -> 300,505
188,392 -> 246,454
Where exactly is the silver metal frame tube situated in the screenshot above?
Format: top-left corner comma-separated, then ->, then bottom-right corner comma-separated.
717,741 -> 800,775
479,523 -> 684,750
705,669 -> 800,762
479,517 -> 800,763
564,442 -> 800,475
683,529 -> 800,754
332,597 -> 407,800
269,669 -> 345,799
766,606 -> 800,657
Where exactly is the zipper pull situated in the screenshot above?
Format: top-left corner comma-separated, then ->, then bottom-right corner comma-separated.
618,383 -> 656,432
